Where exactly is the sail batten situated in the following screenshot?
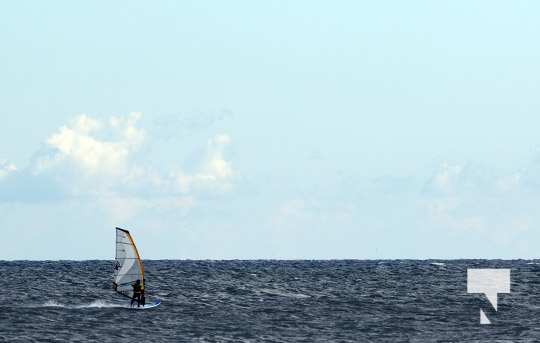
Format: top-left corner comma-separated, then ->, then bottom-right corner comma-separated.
113,227 -> 145,294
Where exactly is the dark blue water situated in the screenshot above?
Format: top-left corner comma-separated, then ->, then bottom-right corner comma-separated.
1,260 -> 540,342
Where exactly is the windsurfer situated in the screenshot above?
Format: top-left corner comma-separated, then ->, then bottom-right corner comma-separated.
131,279 -> 145,307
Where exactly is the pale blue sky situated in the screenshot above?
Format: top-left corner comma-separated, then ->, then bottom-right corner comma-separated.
1,1 -> 540,259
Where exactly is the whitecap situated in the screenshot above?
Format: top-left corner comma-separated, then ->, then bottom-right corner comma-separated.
40,300 -> 126,309
72,300 -> 125,309
42,300 -> 64,307
259,288 -> 310,299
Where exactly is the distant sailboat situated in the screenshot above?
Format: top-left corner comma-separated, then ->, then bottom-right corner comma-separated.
112,227 -> 160,309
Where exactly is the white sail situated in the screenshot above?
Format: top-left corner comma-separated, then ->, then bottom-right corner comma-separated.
113,227 -> 145,296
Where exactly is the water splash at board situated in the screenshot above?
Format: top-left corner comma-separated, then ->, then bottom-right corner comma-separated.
40,300 -> 127,309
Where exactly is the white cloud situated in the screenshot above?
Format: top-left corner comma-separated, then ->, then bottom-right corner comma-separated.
176,133 -> 234,194
0,160 -> 17,179
38,113 -> 234,197
43,113 -> 144,176
430,162 -> 463,194
425,161 -> 495,196
495,172 -> 522,192
421,159 -> 540,246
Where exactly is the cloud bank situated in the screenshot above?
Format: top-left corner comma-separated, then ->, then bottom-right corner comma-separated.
0,113 -> 235,219
2,112 -> 538,259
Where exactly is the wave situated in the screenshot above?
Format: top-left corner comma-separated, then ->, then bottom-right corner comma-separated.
41,300 -> 126,309
42,300 -> 64,307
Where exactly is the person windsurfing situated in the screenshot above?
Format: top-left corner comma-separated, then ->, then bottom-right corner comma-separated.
131,279 -> 145,307
114,228 -> 160,309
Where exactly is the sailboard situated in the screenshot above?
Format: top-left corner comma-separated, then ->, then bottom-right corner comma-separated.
113,227 -> 160,309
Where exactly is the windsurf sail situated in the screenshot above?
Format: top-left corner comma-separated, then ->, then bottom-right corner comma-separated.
113,227 -> 145,297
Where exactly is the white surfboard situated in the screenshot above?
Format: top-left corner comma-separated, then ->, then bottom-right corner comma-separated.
131,299 -> 161,310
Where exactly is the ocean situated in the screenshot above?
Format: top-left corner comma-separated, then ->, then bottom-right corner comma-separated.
1,260 -> 539,342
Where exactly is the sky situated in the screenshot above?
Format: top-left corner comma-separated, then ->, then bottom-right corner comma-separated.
1,1 -> 540,259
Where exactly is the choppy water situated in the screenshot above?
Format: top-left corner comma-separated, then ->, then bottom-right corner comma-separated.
1,260 -> 540,342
